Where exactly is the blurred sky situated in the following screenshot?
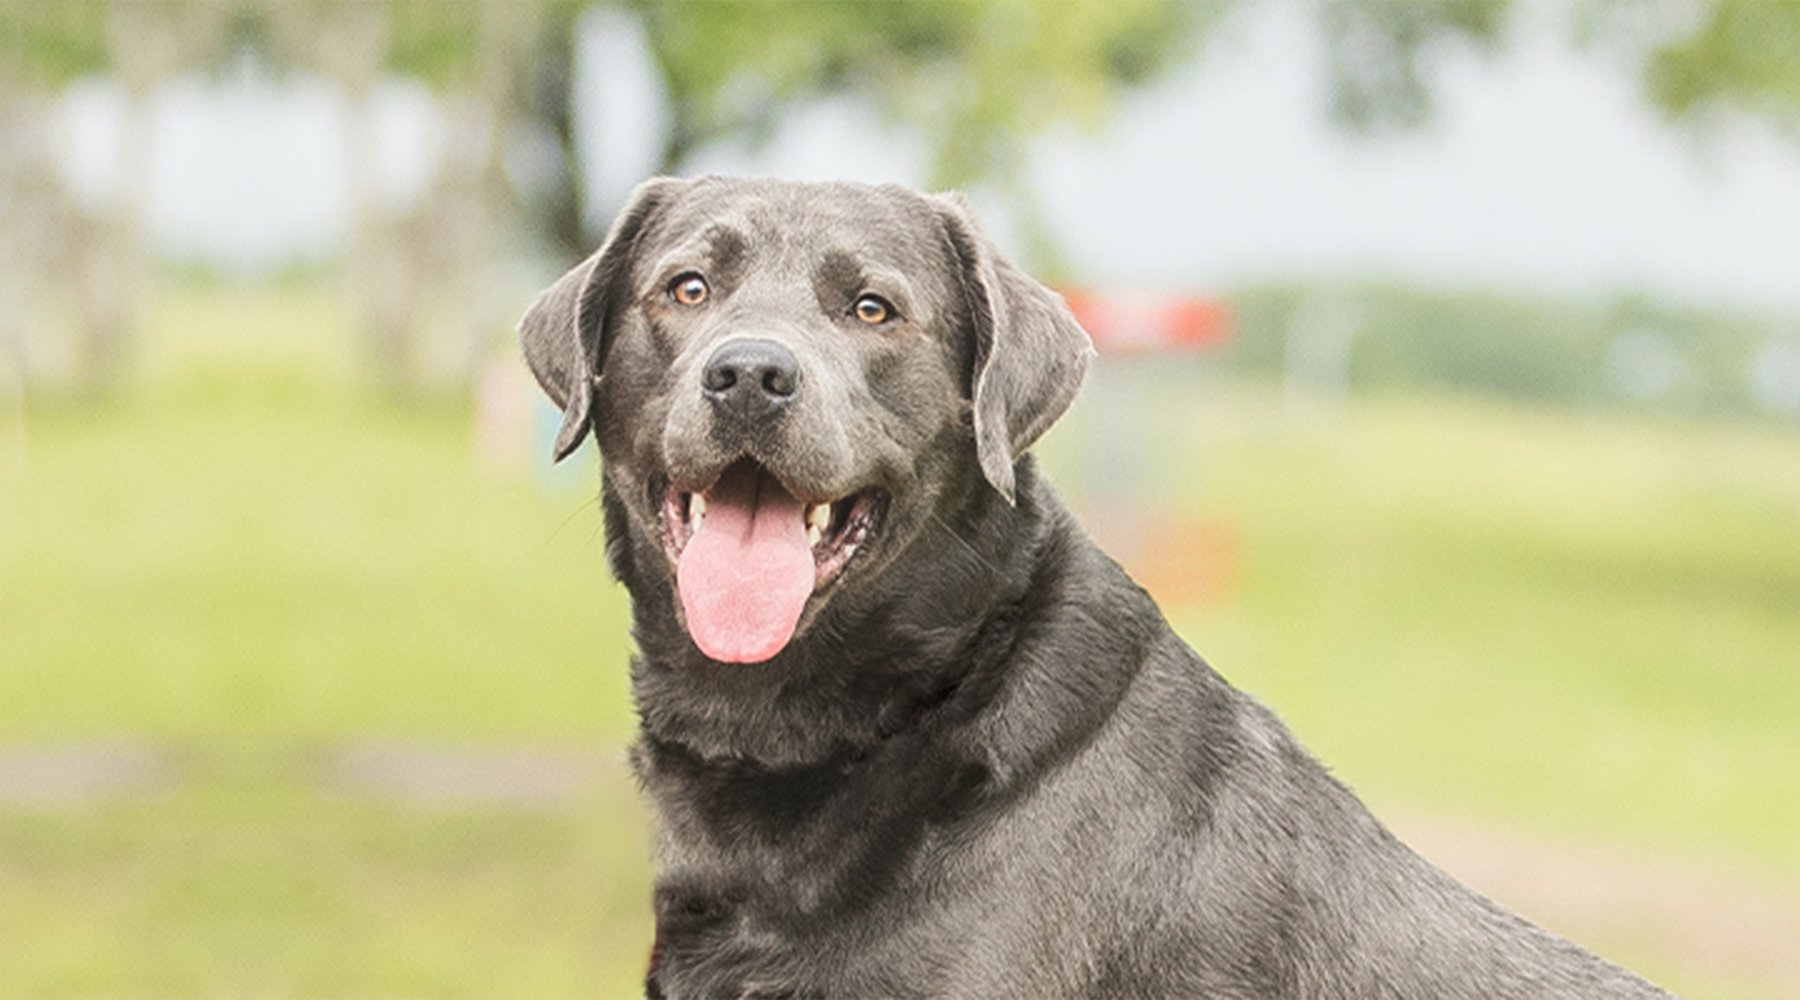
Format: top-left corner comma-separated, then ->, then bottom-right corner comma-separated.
49,3 -> 1800,316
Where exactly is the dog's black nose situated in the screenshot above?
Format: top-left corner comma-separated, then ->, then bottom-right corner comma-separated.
702,339 -> 800,416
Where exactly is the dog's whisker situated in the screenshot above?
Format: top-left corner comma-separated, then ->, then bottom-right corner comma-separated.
544,492 -> 603,549
927,510 -> 1000,579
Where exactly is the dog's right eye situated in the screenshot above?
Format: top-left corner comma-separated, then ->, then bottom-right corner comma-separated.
668,273 -> 709,306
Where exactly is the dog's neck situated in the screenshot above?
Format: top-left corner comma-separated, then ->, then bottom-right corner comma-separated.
612,457 -> 1167,929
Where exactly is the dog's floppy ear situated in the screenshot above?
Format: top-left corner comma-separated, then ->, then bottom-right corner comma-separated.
519,177 -> 679,462
935,194 -> 1095,504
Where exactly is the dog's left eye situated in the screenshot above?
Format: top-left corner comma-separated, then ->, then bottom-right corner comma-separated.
852,294 -> 894,325
669,273 -> 709,306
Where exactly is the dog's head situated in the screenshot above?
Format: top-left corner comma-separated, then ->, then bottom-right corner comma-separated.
521,177 -> 1092,664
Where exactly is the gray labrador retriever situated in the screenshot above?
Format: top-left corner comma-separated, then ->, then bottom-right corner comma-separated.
520,176 -> 1674,999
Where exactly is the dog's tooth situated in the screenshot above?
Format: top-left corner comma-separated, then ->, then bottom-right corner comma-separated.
807,523 -> 823,548
806,502 -> 830,534
689,493 -> 705,530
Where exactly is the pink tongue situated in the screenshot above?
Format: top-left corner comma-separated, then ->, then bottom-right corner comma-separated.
677,464 -> 815,663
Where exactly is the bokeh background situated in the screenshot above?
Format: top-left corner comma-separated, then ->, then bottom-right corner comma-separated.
3,1 -> 1798,997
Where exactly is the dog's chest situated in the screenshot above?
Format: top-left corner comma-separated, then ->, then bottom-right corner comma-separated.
645,832 -> 953,998
639,748 -> 981,997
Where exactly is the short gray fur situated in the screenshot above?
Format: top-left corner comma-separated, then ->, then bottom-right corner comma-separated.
519,176 -> 1676,999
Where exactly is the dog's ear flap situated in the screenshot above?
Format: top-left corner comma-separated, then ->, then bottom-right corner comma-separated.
935,194 -> 1095,504
519,177 -> 678,462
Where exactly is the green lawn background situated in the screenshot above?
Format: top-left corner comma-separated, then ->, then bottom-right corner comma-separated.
2,285 -> 1795,998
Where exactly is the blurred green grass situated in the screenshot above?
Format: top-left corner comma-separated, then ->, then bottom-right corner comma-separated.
0,285 -> 648,998
0,766 -> 652,998
0,286 -> 633,743
2,285 -> 1796,997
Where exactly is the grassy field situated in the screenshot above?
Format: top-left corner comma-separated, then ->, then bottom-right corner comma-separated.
2,285 -> 1797,998
0,286 -> 648,998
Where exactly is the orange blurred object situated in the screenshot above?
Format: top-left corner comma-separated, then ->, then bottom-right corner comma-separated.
1060,290 -> 1232,353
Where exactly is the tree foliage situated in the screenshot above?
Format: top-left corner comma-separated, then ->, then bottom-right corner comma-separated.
1642,0 -> 1800,127
632,0 -> 1219,189
1316,0 -> 1513,132
382,0 -> 485,87
0,0 -> 110,86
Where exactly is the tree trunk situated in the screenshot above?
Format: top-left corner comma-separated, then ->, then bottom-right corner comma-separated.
524,3 -> 586,260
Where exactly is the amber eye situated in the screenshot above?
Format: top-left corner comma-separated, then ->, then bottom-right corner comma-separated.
852,294 -> 893,325
669,273 -> 709,306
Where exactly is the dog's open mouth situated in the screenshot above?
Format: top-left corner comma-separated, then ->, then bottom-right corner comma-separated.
658,460 -> 883,664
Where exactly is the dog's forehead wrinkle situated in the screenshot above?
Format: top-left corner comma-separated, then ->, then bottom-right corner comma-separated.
813,249 -> 864,300
722,183 -> 941,262
677,224 -> 754,295
818,256 -> 923,317
642,234 -> 745,295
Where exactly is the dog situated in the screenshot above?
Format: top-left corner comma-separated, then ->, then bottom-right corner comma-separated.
520,176 -> 1675,998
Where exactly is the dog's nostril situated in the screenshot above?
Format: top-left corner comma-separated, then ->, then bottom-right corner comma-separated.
703,367 -> 738,393
761,367 -> 796,398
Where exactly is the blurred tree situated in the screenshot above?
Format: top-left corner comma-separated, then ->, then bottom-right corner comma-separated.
522,3 -> 588,265
0,1 -> 109,83
627,0 -> 1221,276
261,0 -> 537,391
0,2 -> 99,393
1640,1 -> 1800,126
0,0 -> 226,391
1314,0 -> 1512,132
1325,0 -> 1800,138
96,3 -> 231,381
635,1 -> 1212,185
263,1 -> 405,381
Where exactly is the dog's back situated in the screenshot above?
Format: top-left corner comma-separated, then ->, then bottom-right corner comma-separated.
986,540 -> 1663,997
